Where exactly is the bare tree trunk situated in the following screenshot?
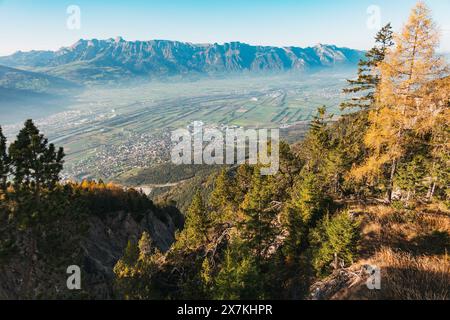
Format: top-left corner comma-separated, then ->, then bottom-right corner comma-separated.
334,174 -> 338,194
429,182 -> 436,200
21,231 -> 36,299
387,159 -> 397,203
333,253 -> 338,270
426,183 -> 433,199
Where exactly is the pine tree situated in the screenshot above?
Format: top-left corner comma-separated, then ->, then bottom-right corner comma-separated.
209,168 -> 234,222
283,172 -> 325,262
210,169 -> 230,209
232,164 -> 254,204
276,141 -> 301,200
310,211 -> 360,276
200,257 -> 213,287
395,155 -> 427,200
122,239 -> 139,265
138,232 -> 153,257
426,128 -> 449,201
283,205 -> 304,264
114,237 -> 163,300
288,173 -> 324,226
0,126 -> 8,194
302,107 -> 364,195
341,23 -> 394,110
309,106 -> 329,139
417,75 -> 450,201
298,107 -> 332,173
9,120 -> 65,195
240,168 -> 277,261
178,191 -> 210,249
212,240 -> 260,300
333,111 -> 371,197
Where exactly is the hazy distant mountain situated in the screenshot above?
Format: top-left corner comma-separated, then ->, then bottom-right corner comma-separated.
0,65 -> 78,92
0,65 -> 79,124
0,38 -> 365,81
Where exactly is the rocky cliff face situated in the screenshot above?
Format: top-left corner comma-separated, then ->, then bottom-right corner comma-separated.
0,208 -> 182,299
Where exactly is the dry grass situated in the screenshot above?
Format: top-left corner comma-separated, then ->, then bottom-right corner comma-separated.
347,203 -> 450,300
360,205 -> 450,254
370,247 -> 449,300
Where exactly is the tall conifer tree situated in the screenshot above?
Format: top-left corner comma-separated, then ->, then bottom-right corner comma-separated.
341,23 -> 394,110
9,120 -> 64,195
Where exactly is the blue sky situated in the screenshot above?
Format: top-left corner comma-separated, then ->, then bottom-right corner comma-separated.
0,0 -> 449,56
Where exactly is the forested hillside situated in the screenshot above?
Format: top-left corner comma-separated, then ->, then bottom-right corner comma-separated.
112,3 -> 449,300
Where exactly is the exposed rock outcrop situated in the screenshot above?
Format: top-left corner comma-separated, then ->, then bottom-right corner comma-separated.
0,208 -> 182,299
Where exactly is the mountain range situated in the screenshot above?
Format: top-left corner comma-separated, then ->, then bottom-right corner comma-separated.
0,38 -> 365,82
